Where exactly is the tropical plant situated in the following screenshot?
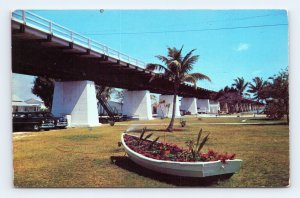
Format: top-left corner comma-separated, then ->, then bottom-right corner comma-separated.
180,118 -> 186,127
232,77 -> 248,112
138,127 -> 153,145
185,128 -> 210,161
31,76 -> 55,109
262,68 -> 289,122
146,46 -> 211,131
232,77 -> 248,96
247,77 -> 266,103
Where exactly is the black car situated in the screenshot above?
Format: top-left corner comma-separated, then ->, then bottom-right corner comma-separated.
39,112 -> 68,129
13,112 -> 55,131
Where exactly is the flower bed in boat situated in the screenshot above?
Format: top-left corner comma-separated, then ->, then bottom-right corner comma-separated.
123,133 -> 236,163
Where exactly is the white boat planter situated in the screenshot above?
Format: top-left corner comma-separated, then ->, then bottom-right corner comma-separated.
121,133 -> 242,178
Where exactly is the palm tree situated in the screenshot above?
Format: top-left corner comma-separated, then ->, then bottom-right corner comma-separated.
247,77 -> 266,103
232,77 -> 248,96
232,77 -> 248,112
146,46 -> 211,132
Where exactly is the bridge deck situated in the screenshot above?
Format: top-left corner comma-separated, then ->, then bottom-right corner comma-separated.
11,10 -> 214,98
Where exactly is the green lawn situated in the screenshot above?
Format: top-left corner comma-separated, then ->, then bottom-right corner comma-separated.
124,115 -> 287,124
13,117 -> 289,187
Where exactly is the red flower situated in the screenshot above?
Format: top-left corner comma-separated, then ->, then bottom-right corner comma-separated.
123,134 -> 236,163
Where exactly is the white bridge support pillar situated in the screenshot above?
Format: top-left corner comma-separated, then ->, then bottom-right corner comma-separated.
181,97 -> 198,115
157,95 -> 181,118
122,90 -> 153,120
197,99 -> 210,113
51,80 -> 100,127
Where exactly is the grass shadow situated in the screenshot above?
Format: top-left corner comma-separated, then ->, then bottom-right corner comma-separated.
110,156 -> 233,187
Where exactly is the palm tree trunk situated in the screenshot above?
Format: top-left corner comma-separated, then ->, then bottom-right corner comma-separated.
167,83 -> 178,132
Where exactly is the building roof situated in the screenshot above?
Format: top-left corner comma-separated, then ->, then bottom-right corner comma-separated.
25,98 -> 44,105
12,101 -> 36,107
12,96 -> 43,107
12,94 -> 24,102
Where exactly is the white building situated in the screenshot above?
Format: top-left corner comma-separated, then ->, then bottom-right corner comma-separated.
12,95 -> 46,112
196,99 -> 220,114
197,99 -> 210,113
209,100 -> 221,114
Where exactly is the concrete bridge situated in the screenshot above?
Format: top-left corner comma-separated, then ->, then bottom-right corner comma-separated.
12,10 -> 215,127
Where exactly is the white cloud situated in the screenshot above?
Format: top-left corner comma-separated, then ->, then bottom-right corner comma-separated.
235,43 -> 250,52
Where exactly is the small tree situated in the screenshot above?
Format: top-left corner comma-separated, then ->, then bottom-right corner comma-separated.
31,77 -> 55,109
262,68 -> 289,122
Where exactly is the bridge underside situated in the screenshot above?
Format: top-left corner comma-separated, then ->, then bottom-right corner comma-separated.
12,21 -> 213,99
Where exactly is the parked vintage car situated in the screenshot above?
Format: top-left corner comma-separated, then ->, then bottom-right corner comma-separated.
12,112 -> 55,131
38,112 -> 68,129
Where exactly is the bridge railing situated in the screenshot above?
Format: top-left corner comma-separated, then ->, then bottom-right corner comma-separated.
12,10 -> 146,68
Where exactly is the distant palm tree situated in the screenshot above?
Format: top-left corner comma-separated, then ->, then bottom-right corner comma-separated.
247,77 -> 266,103
232,77 -> 248,96
232,77 -> 248,112
147,46 -> 211,132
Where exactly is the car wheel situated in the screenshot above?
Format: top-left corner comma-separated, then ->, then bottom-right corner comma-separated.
33,124 -> 40,131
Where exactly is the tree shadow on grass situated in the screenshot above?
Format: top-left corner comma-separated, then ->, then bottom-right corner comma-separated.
110,156 -> 233,187
247,119 -> 288,125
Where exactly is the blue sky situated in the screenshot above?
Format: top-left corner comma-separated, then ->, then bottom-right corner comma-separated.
12,10 -> 288,100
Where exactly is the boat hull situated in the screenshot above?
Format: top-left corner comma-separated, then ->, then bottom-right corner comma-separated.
121,133 -> 242,178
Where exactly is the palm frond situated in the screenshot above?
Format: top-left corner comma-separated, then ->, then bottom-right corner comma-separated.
232,77 -> 248,94
146,63 -> 169,73
182,76 -> 196,87
167,46 -> 183,61
156,55 -> 170,65
190,73 -> 211,82
182,49 -> 196,65
181,55 -> 199,73
182,73 -> 211,87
